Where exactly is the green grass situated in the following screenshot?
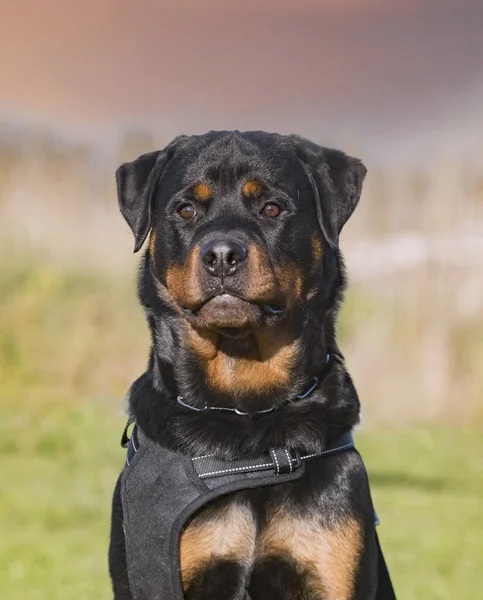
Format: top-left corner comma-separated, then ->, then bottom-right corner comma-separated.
1,263 -> 482,599
1,407 -> 481,600
358,430 -> 483,600
0,402 -> 125,599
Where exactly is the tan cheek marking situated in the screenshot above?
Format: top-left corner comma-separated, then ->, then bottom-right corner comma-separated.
257,513 -> 363,600
242,180 -> 264,198
244,245 -> 280,301
165,248 -> 203,307
275,265 -> 304,303
193,182 -> 212,201
180,502 -> 257,591
186,327 -> 219,361
153,278 -> 185,315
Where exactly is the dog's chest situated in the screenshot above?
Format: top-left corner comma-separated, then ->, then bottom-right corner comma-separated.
120,425 -> 372,599
180,478 -> 363,600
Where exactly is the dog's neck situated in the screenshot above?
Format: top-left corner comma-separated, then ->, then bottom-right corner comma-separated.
130,253 -> 360,459
130,345 -> 359,460
175,317 -> 329,412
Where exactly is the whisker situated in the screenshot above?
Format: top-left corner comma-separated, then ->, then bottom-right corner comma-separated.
296,298 -> 324,329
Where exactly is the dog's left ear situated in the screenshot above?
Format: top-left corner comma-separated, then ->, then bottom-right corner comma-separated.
116,137 -> 185,252
291,136 -> 367,248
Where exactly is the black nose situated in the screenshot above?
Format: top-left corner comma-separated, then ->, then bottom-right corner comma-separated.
200,240 -> 248,277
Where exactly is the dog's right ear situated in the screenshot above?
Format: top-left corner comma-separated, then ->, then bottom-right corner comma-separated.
116,138 -> 184,252
289,136 -> 367,248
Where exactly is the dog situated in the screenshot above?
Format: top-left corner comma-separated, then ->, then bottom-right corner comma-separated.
108,131 -> 392,599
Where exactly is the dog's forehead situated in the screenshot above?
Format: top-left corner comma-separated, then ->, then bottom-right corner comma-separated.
174,131 -> 305,189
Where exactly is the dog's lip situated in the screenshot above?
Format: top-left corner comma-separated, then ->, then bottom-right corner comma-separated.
264,304 -> 284,315
183,293 -> 284,315
200,293 -> 250,311
182,293 -> 240,314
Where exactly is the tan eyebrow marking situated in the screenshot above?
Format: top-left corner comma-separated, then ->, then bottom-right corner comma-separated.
192,182 -> 212,201
242,180 -> 264,198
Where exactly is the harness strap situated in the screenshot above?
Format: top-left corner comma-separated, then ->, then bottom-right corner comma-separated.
192,431 -> 354,479
123,423 -> 354,477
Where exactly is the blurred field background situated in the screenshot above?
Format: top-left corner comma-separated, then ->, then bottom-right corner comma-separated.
1,1 -> 483,599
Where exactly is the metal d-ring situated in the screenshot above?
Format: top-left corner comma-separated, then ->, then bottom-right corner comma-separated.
176,364 -> 325,414
234,406 -> 274,416
296,377 -> 319,399
177,395 -> 275,415
176,396 -> 206,412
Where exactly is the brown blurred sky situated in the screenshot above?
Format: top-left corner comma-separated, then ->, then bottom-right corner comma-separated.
1,0 -> 483,160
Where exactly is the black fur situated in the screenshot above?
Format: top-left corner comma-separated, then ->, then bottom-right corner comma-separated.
184,560 -> 246,600
109,131 -> 378,599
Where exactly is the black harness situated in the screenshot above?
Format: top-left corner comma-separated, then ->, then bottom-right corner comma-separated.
120,422 -> 396,600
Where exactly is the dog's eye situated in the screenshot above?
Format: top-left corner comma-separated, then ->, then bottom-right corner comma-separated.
178,204 -> 197,219
261,203 -> 281,218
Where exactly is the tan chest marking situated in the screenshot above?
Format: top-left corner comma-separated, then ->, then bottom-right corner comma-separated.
180,501 -> 257,591
257,511 -> 363,599
206,340 -> 297,394
243,245 -> 280,301
274,264 -> 304,305
187,326 -> 298,394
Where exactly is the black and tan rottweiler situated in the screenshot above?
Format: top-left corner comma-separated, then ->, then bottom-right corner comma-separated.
108,131 -> 392,600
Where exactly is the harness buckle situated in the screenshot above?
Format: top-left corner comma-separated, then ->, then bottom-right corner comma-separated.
292,448 -> 302,470
269,447 -> 303,475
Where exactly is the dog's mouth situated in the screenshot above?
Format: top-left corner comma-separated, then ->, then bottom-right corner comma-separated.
182,293 -> 284,337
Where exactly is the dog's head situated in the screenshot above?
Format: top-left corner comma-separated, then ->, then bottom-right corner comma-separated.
117,131 -> 365,335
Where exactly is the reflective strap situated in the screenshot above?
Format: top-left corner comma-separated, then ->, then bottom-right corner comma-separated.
192,432 -> 354,480
123,423 -> 354,480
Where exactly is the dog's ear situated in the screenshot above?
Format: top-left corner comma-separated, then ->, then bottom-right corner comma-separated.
291,136 -> 367,248
116,138 -> 184,252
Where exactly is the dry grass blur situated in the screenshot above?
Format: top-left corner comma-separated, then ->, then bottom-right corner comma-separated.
1,125 -> 482,426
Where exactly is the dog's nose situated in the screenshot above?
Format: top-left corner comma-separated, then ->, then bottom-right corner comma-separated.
200,240 -> 248,277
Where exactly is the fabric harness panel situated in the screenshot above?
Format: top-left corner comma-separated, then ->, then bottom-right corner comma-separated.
120,426 -> 395,599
